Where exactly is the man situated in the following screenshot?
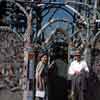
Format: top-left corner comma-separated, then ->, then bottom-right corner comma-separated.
48,56 -> 68,100
35,53 -> 48,100
68,50 -> 89,76
68,49 -> 89,100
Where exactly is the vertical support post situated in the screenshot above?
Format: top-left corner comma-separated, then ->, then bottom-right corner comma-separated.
23,6 -> 33,100
27,52 -> 34,100
23,42 -> 34,100
23,42 -> 29,100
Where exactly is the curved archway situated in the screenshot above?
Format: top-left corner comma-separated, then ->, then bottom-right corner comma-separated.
65,1 -> 100,18
38,2 -> 87,22
36,3 -> 88,44
37,19 -> 75,38
92,31 -> 100,48
0,0 -> 31,40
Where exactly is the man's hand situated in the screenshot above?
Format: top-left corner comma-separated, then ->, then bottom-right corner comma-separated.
75,71 -> 80,75
48,61 -> 55,69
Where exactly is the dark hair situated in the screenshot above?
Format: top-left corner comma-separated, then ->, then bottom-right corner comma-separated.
40,52 -> 48,59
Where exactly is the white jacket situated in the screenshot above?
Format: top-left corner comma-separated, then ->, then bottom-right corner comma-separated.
68,60 -> 89,76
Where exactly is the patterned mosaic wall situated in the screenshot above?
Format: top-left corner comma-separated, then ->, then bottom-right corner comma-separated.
0,27 -> 24,65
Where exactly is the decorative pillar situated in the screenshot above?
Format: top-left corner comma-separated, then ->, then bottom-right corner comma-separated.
23,41 -> 34,100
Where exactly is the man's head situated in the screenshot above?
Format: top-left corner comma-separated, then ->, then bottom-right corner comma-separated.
74,49 -> 81,61
40,53 -> 48,64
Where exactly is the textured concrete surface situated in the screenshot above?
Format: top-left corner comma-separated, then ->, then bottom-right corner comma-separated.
0,88 -> 23,100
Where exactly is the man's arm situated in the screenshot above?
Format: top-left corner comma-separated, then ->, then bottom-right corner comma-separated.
84,61 -> 89,72
48,61 -> 55,69
68,63 -> 75,76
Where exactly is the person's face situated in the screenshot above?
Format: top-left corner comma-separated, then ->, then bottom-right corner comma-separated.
41,55 -> 48,64
75,55 -> 81,61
